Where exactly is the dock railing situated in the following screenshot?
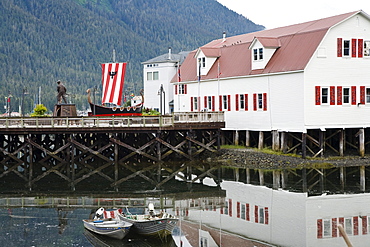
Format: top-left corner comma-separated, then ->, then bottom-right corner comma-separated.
0,112 -> 224,129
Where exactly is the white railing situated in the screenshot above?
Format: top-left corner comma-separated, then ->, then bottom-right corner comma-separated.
0,112 -> 224,129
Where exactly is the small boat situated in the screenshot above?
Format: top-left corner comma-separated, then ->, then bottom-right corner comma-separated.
83,207 -> 132,240
118,203 -> 179,239
87,62 -> 143,117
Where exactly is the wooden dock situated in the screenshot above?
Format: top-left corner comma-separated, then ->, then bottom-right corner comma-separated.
0,112 -> 225,192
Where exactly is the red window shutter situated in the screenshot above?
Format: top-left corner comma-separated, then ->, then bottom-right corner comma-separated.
245,94 -> 248,111
358,39 -> 364,58
330,86 -> 335,105
237,202 -> 240,218
337,86 -> 342,105
253,93 -> 257,111
204,96 -> 207,109
263,93 -> 267,111
220,207 -> 223,214
360,86 -> 365,104
339,217 -> 344,236
227,95 -> 231,111
190,97 -> 193,111
219,95 -> 222,111
254,205 -> 258,223
184,84 -> 187,94
332,218 -> 338,237
354,216 -> 359,235
264,207 -> 269,225
228,199 -> 232,217
246,203 -> 250,221
175,85 -> 178,95
317,219 -> 323,239
351,86 -> 356,105
212,96 -> 215,111
337,38 -> 342,57
362,216 -> 368,235
315,86 -> 321,105
235,94 -> 239,111
352,39 -> 357,57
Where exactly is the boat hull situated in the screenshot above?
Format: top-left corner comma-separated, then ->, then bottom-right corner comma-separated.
118,214 -> 178,238
83,219 -> 132,240
89,103 -> 142,117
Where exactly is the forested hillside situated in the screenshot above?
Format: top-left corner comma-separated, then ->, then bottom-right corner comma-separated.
0,0 -> 264,114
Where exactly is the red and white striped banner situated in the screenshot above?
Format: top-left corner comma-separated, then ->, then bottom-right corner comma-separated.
101,63 -> 126,106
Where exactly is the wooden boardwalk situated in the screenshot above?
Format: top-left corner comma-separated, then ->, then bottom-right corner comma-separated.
0,112 -> 225,192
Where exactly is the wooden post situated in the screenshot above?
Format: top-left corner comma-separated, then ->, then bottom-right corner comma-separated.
281,170 -> 287,189
258,131 -> 264,150
234,168 -> 239,182
302,133 -> 307,159
28,136 -> 33,191
259,169 -> 264,186
272,130 -> 279,151
245,130 -> 250,147
246,168 -> 250,184
360,166 -> 365,192
319,130 -> 324,157
358,128 -> 365,158
280,132 -> 287,153
234,130 -> 239,146
114,138 -> 119,191
340,167 -> 345,192
273,170 -> 280,189
339,129 -> 345,156
302,168 -> 307,192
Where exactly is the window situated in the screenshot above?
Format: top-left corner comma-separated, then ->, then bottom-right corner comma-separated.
366,88 -> 370,103
253,49 -> 258,60
202,57 -> 206,68
239,94 -> 245,110
321,87 -> 329,104
258,93 -> 263,109
178,84 -> 187,94
343,40 -> 350,56
365,41 -> 370,57
147,72 -> 152,80
253,48 -> 264,61
259,207 -> 265,223
223,95 -> 227,110
153,71 -> 159,80
194,97 -> 198,111
241,204 -> 246,220
259,48 -> 263,60
147,71 -> 159,80
224,200 -> 228,215
345,218 -> 353,235
323,219 -> 331,237
207,96 -> 212,110
343,87 -> 350,104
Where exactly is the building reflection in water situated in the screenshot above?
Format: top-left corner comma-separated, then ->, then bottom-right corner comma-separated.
175,177 -> 370,247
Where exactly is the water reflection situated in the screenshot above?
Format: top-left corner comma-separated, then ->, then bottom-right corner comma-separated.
2,174 -> 370,246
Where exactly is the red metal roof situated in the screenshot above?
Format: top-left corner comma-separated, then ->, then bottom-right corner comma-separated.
173,11 -> 363,83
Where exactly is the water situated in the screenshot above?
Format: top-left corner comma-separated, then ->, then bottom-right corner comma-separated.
1,166 -> 370,246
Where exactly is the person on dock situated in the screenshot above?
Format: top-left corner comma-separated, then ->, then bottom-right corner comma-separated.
56,80 -> 67,104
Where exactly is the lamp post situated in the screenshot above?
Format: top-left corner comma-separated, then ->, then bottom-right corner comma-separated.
158,84 -> 165,115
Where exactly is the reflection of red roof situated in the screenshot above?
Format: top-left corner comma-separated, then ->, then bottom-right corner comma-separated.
172,11 -> 361,82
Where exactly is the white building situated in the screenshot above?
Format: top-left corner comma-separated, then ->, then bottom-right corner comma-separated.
142,48 -> 189,114
171,10 -> 370,157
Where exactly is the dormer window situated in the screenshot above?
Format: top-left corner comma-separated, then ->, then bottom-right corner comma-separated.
253,48 -> 264,61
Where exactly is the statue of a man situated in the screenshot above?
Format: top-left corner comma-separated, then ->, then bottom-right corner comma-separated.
56,80 -> 67,104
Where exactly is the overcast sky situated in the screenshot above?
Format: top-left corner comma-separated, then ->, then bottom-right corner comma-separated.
216,0 -> 370,29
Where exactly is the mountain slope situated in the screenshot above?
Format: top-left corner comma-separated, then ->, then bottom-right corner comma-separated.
0,0 -> 264,113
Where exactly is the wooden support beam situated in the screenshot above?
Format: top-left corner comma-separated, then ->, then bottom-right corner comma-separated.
259,169 -> 264,186
272,130 -> 279,151
258,131 -> 264,150
357,129 -> 365,157
302,133 -> 307,159
245,130 -> 250,147
360,166 -> 365,192
339,129 -> 345,157
234,130 -> 239,146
